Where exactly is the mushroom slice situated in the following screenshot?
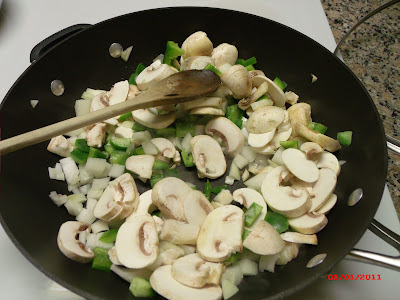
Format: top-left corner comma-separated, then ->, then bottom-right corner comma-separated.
109,80 -> 129,105
125,155 -> 155,179
110,265 -> 153,283
287,103 -> 311,134
108,247 -> 122,265
126,190 -> 157,221
300,142 -> 324,157
160,219 -> 200,245
253,126 -> 293,155
181,56 -> 215,71
221,65 -> 252,99
135,60 -> 178,90
243,221 -> 285,255
184,190 -> 214,226
47,135 -> 73,157
212,43 -> 238,67
316,193 -> 337,214
181,96 -> 223,111
246,106 -> 285,134
288,212 -> 328,234
132,109 -> 176,129
315,151 -> 341,176
233,188 -> 267,230
261,166 -> 311,218
281,148 -> 319,183
86,123 -> 106,147
172,253 -> 223,288
93,186 -> 124,221
191,135 -> 227,179
152,177 -> 193,221
90,93 -> 109,112
280,232 -> 318,245
247,129 -> 276,148
276,242 -> 300,265
190,107 -> 225,116
115,214 -> 159,269
151,138 -> 176,159
296,124 -> 341,152
150,265 -> 223,300
181,31 -> 213,59
251,75 -> 285,107
309,168 -> 337,212
57,221 -> 93,263
205,117 -> 244,158
238,82 -> 268,110
197,205 -> 244,262
147,241 -> 185,271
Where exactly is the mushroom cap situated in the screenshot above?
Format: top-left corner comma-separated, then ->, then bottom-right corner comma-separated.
246,106 -> 285,134
115,214 -> 159,268
47,135 -> 74,157
132,109 -> 176,129
184,190 -> 214,226
181,31 -> 213,59
160,219 -> 200,245
300,142 -> 324,156
150,265 -> 223,300
181,56 -> 215,70
197,205 -> 244,262
251,75 -> 285,107
315,151 -> 341,176
280,232 -> 318,245
261,166 -> 311,218
247,129 -> 276,148
90,93 -> 109,112
242,220 -> 285,255
221,65 -> 252,99
296,124 -> 341,152
135,61 -> 178,90
211,43 -> 238,67
152,177 -> 193,221
288,212 -> 328,234
309,167 -> 337,212
281,148 -> 319,183
287,102 -> 312,137
57,221 -> 94,263
181,96 -> 223,111
109,80 -> 129,105
126,189 -> 157,221
190,135 -> 227,179
233,188 -> 267,230
125,155 -> 155,179
151,138 -> 176,159
205,117 -> 244,158
316,193 -> 337,214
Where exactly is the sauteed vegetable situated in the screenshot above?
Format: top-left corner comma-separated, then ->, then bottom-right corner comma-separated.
47,31 -> 351,300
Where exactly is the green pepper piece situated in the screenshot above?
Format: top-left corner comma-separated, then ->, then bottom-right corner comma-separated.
280,140 -> 298,149
273,77 -> 287,91
246,65 -> 255,71
163,41 -> 185,66
129,277 -> 156,298
128,63 -> 146,85
181,149 -> 195,167
225,252 -> 242,264
70,148 -> 89,165
176,123 -> 195,138
204,180 -> 211,200
164,168 -> 179,178
256,95 -> 269,101
337,131 -> 352,146
132,122 -> 146,132
119,112 -> 133,122
235,58 -> 245,65
104,143 -> 115,155
210,185 -> 227,194
151,210 -> 162,217
150,171 -> 164,188
99,228 -> 119,243
244,57 -> 257,66
308,122 -> 328,134
225,95 -> 237,106
75,139 -> 90,153
88,147 -> 108,159
226,104 -> 244,129
244,202 -> 263,227
154,127 -> 176,137
153,160 -> 170,170
204,64 -> 222,77
133,146 -> 145,155
265,211 -> 289,234
242,229 -> 251,240
91,247 -> 112,272
110,137 -> 131,150
110,150 -> 130,165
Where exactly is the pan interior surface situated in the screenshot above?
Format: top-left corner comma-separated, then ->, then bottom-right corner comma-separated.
0,7 -> 387,300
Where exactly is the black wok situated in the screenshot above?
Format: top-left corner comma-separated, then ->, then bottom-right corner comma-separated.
0,7 -> 387,300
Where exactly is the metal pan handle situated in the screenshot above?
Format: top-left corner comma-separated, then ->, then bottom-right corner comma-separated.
30,24 -> 92,62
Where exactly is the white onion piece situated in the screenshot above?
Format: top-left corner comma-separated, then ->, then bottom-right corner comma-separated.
122,121 -> 134,128
243,172 -> 268,192
229,162 -> 241,180
66,193 -> 86,203
64,200 -> 83,216
108,164 -> 125,178
132,131 -> 152,145
339,160 -> 347,166
91,220 -> 109,234
67,136 -> 77,146
49,191 -> 67,207
48,167 -> 57,180
79,166 -> 94,185
225,176 -> 235,185
75,99 -> 91,116
240,146 -> 257,162
81,88 -> 106,100
232,154 -> 248,169
79,184 -> 90,195
86,198 -> 98,212
181,132 -> 192,153
121,46 -> 133,62
65,128 -> 85,137
30,100 -> 39,108
85,158 -> 111,178
87,188 -> 104,200
259,254 -> 280,273
91,178 -> 110,190
71,188 -> 81,194
85,233 -> 97,250
76,208 -> 96,224
254,154 -> 270,167
59,157 -> 80,185
110,265 -> 153,283
95,233 -> 114,250
142,141 -> 159,155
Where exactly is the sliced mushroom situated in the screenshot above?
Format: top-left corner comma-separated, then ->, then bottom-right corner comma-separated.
135,60 -> 178,90
190,135 -> 227,179
181,31 -> 213,59
127,84 -> 140,100
284,91 -> 299,106
197,205 -> 244,262
261,166 -> 311,218
300,142 -> 324,157
150,265 -> 223,300
151,138 -> 176,159
126,189 -> 157,221
152,177 -> 193,221
184,190 -> 214,226
132,109 -> 176,129
90,93 -> 109,112
238,81 -> 268,110
246,106 -> 285,134
153,215 -> 164,235
205,117 -> 244,158
315,151 -> 341,176
172,253 -> 223,288
47,135 -> 74,157
287,103 -> 311,136
57,221 -> 93,263
221,65 -> 252,99
309,168 -> 337,212
251,75 -> 285,107
253,124 -> 293,155
296,124 -> 341,152
288,212 -> 328,234
211,43 -> 238,67
115,214 -> 159,268
109,80 -> 129,105
247,129 -> 276,148
125,155 -> 155,179
86,123 -> 106,147
280,232 -> 318,245
108,247 -> 122,265
181,56 -> 215,70
147,241 -> 185,271
281,148 -> 319,183
243,221 -> 285,255
276,242 -> 300,265
233,188 -> 267,230
181,96 -> 223,111
249,70 -> 265,78
190,107 -> 225,116
160,219 -> 200,245
114,126 -> 133,139
316,193 -> 337,214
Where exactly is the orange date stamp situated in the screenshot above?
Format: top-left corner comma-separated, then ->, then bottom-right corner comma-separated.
328,274 -> 382,280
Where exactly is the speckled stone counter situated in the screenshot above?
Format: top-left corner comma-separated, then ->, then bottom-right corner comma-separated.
321,0 -> 400,219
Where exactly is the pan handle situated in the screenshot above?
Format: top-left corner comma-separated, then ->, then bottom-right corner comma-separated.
30,24 -> 92,62
346,219 -> 400,271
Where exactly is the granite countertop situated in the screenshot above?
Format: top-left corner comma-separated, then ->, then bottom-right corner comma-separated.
321,0 -> 400,219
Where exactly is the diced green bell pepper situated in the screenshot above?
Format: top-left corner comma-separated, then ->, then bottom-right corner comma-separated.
244,202 -> 263,227
70,148 -> 89,165
110,150 -> 130,165
176,123 -> 195,137
204,64 -> 222,77
203,180 -> 211,200
242,229 -> 251,240
181,149 -> 195,167
129,277 -> 156,298
273,77 -> 287,91
88,147 -> 108,159
75,139 -> 90,153
236,57 -> 257,67
99,228 -> 119,243
104,143 -> 115,155
154,127 -> 176,137
246,65 -> 255,71
150,171 -> 164,188
164,168 -> 178,178
133,146 -> 145,155
280,140 -> 298,149
110,137 -> 131,150
132,121 -> 146,132
265,211 -> 289,234
337,131 -> 352,146
128,63 -> 146,85
91,247 -> 112,272
210,185 -> 227,194
225,252 -> 242,264
308,122 -> 328,134
119,112 -> 133,122
163,41 -> 185,66
226,104 -> 244,129
153,160 -> 170,170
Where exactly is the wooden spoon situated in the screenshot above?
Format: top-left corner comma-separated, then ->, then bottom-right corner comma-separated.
0,70 -> 220,155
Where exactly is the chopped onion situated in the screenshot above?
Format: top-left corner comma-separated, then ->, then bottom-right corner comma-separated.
91,177 -> 110,190
240,146 -> 257,162
232,154 -> 248,169
79,184 -> 91,195
67,136 -> 77,146
121,46 -> 133,62
95,233 -> 114,250
142,140 -> 159,155
111,265 -> 153,283
221,264 -> 243,287
121,121 -> 134,128
64,200 -> 83,216
81,88 -> 106,100
68,184 -> 79,192
87,188 -> 104,200
148,107 -> 159,115
59,157 -> 80,185
108,164 -> 125,178
271,147 -> 284,166
339,160 -> 347,166
248,163 -> 260,175
242,169 -> 250,181
132,131 -> 152,145
181,132 -> 192,153
49,191 -> 68,207
267,159 -> 279,168
30,100 -> 39,108
48,167 -> 57,180
86,198 -> 98,212
244,172 -> 268,192
91,220 -> 109,233
241,127 -> 249,140
276,243 -> 300,265
259,254 -> 280,273
71,187 -> 81,194
67,193 -> 87,203
74,99 -> 91,116
85,158 -> 111,178
237,259 -> 258,276
153,53 -> 164,64
79,165 -> 94,185
65,128 -> 85,137
214,189 -> 233,205
311,73 -> 318,83
54,163 -> 65,181
85,233 -> 97,250
225,176 -> 235,185
254,154 -> 270,167
229,162 -> 241,180
76,208 -> 96,224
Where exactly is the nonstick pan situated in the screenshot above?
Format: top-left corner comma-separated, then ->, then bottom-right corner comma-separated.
0,7 -> 392,300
